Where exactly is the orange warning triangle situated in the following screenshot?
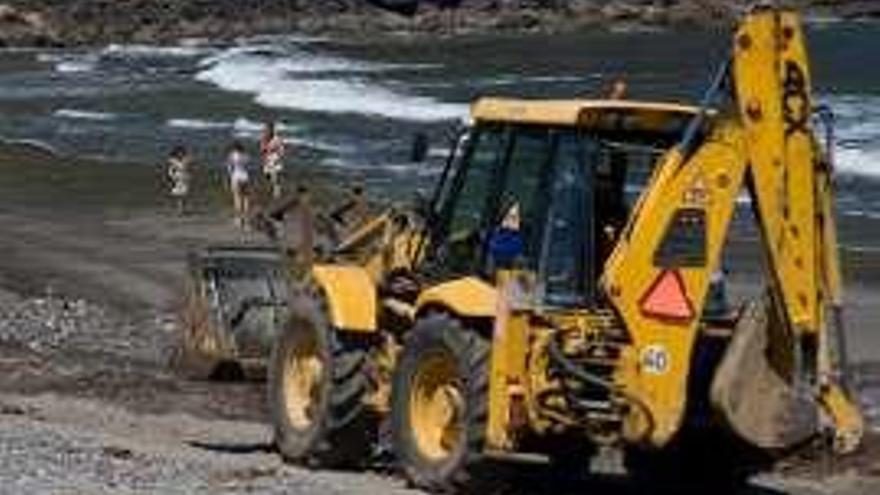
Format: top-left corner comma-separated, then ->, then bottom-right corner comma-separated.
640,270 -> 694,321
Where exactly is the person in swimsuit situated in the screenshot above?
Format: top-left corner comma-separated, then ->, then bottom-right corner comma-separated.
226,141 -> 251,228
167,145 -> 192,216
260,121 -> 286,200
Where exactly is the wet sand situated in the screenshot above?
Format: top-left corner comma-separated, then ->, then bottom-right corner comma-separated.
1,141 -> 880,493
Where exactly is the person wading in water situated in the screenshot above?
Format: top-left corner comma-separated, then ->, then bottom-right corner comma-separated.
260,121 -> 286,200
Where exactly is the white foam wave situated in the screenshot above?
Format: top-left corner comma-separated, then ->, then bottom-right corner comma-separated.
41,43 -> 214,73
197,45 -> 356,73
232,117 -> 270,135
475,74 -> 591,87
102,43 -> 213,58
283,136 -> 358,155
237,34 -> 331,45
842,209 -> 880,221
35,53 -> 64,63
835,146 -> 880,177
195,47 -> 464,122
37,53 -> 98,73
804,15 -> 844,27
53,109 -> 117,121
609,23 -> 665,34
166,118 -> 230,130
823,94 -> 880,178
257,79 -> 466,122
56,61 -> 96,74
166,117 -> 300,135
198,44 -> 439,74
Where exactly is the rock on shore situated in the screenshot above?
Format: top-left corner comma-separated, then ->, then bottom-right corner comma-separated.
0,0 -> 878,48
0,3 -> 56,46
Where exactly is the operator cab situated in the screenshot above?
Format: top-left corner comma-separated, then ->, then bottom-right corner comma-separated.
425,97 -> 704,308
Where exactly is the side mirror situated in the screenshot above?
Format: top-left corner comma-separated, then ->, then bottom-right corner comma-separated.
410,132 -> 429,163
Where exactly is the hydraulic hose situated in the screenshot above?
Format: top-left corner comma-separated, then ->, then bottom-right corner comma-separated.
546,335 -> 656,438
814,105 -> 857,396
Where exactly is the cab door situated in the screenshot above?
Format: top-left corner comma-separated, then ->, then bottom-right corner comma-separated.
538,131 -> 595,307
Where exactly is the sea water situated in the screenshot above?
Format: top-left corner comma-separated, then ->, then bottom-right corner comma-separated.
0,21 -> 878,216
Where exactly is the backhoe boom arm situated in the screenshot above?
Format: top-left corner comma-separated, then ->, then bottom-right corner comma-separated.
600,8 -> 863,450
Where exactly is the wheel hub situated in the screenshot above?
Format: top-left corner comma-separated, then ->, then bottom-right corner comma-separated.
409,353 -> 464,460
282,325 -> 324,430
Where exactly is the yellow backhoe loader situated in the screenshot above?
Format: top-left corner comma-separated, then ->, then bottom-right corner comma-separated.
267,5 -> 864,489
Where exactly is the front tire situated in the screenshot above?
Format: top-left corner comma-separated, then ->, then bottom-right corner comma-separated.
268,290 -> 375,467
391,314 -> 490,492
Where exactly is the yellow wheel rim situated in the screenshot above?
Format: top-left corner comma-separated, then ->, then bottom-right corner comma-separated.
282,323 -> 324,430
409,352 -> 464,461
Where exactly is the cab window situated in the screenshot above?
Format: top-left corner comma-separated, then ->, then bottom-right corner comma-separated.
434,125 -> 505,274
541,132 -> 593,306
492,127 -> 553,266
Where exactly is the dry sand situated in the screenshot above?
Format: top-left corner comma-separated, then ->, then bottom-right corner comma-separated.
0,142 -> 879,494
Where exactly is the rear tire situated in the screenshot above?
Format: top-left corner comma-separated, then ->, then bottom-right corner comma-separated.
268,289 -> 375,467
391,314 -> 490,492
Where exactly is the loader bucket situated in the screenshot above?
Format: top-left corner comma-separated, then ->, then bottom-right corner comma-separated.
710,301 -> 819,451
178,246 -> 290,378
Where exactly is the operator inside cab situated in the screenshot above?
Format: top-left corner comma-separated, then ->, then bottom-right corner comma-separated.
608,78 -> 628,100
487,201 -> 525,271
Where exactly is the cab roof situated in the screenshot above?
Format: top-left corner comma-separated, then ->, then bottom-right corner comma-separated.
470,97 -> 705,136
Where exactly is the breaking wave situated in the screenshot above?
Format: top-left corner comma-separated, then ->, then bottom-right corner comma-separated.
53,109 -> 118,121
102,43 -> 215,58
166,117 -> 304,137
195,45 -> 466,122
824,94 -> 880,178
37,53 -> 98,74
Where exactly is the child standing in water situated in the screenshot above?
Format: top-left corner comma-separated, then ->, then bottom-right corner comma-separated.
226,141 -> 251,228
260,121 -> 286,199
167,145 -> 192,216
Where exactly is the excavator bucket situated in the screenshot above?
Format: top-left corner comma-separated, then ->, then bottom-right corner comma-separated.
710,301 -> 819,451
176,245 -> 290,379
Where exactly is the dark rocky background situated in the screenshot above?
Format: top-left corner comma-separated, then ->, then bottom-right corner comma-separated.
0,0 -> 878,47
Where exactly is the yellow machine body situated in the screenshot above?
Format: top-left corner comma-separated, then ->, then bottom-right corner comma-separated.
311,265 -> 378,332
305,205 -> 425,333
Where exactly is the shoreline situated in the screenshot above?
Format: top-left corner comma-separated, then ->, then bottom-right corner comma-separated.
1,137 -> 880,343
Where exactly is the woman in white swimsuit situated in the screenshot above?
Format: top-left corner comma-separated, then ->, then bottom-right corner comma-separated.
226,141 -> 251,228
167,145 -> 191,216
